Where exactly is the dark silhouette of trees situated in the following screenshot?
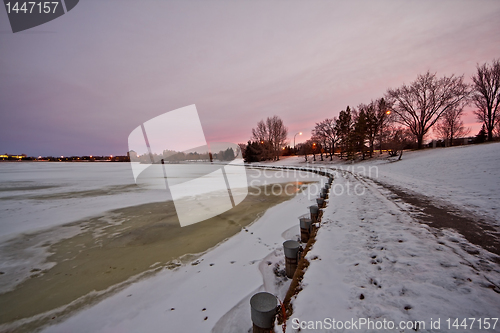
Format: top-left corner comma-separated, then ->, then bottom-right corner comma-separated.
312,118 -> 338,160
386,126 -> 413,160
435,106 -> 470,146
476,125 -> 487,143
471,59 -> 500,142
244,140 -> 274,162
386,71 -> 470,149
353,108 -> 368,160
251,116 -> 288,161
297,141 -> 313,162
375,98 -> 392,154
214,148 -> 235,161
335,106 -> 354,159
310,133 -> 326,161
358,99 -> 393,156
359,103 -> 377,158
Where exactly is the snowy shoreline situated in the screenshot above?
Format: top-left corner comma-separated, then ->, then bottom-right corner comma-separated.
1,144 -> 500,332
37,176 -> 328,333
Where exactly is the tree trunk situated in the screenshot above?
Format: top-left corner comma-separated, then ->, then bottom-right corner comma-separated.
417,136 -> 423,149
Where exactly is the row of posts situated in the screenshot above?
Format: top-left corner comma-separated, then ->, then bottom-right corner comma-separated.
250,167 -> 334,332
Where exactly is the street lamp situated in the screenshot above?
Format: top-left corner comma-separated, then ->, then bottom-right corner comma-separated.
293,132 -> 302,155
294,132 -> 302,148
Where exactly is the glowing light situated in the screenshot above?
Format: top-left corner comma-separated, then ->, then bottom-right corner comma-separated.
299,132 -> 302,135
386,110 -> 391,115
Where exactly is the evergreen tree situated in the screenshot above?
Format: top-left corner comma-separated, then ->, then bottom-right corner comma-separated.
335,106 -> 354,159
476,125 -> 487,143
354,109 -> 368,159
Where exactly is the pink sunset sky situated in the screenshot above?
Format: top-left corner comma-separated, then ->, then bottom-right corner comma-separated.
0,1 -> 499,156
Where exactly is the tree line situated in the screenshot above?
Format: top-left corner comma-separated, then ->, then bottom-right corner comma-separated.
129,147 -> 236,163
243,58 -> 500,162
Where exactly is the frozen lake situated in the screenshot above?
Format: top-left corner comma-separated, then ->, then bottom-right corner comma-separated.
0,161 -> 323,331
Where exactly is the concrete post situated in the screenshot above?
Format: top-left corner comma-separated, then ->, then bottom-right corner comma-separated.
316,197 -> 324,208
283,240 -> 301,278
309,205 -> 319,222
250,292 -> 277,333
299,217 -> 312,243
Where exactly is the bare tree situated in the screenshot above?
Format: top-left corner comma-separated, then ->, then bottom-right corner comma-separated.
297,141 -> 312,162
252,120 -> 268,142
471,59 -> 500,142
251,116 -> 288,161
267,116 -> 288,161
386,125 -> 413,160
386,71 -> 470,149
313,118 -> 338,160
434,106 -> 470,146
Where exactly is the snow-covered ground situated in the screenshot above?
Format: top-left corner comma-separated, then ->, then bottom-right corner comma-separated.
2,143 -> 500,332
291,170 -> 500,332
273,142 -> 500,227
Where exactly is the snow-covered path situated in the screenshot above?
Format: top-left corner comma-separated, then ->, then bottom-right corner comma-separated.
290,169 -> 500,332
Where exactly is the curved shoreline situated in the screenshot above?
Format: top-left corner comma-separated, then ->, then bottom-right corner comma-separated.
0,182 -> 311,332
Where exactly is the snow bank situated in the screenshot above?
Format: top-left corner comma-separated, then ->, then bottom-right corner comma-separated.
289,170 -> 500,332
